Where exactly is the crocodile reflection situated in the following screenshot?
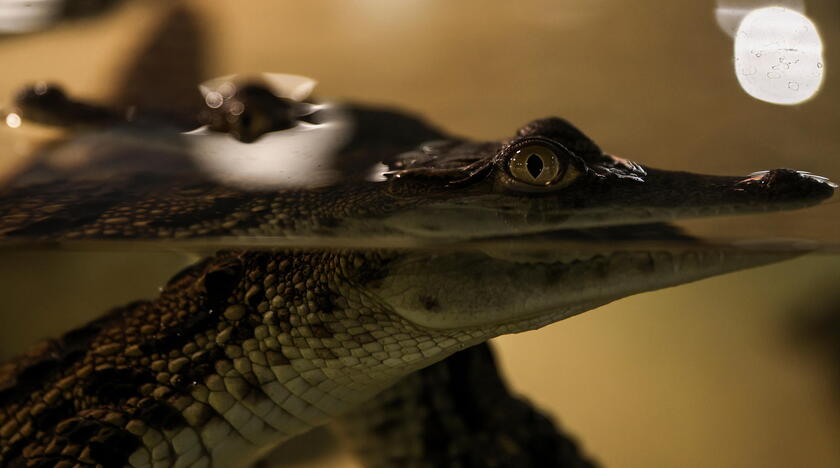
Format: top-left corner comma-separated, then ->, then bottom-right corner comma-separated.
14,79 -> 318,142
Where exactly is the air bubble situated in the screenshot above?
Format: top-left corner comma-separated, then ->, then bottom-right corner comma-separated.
733,7 -> 824,105
204,91 -> 224,109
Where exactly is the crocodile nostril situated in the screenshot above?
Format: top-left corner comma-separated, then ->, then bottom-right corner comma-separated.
739,168 -> 836,200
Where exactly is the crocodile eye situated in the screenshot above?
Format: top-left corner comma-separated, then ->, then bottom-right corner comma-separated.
508,143 -> 579,187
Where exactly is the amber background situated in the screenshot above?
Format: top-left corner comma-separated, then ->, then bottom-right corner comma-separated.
1,1 -> 840,467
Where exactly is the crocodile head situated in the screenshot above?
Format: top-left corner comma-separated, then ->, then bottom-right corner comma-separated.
375,116 -> 834,238
336,115 -> 836,334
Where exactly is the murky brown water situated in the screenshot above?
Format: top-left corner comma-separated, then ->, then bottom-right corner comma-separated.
0,2 -> 839,467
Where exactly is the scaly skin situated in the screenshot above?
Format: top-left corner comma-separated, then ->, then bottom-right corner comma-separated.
0,250 -> 443,467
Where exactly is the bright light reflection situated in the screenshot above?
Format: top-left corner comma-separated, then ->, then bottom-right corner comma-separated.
4,113 -> 21,128
183,117 -> 351,190
0,0 -> 60,33
733,7 -> 824,105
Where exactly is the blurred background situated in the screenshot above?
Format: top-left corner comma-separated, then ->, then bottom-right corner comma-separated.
0,1 -> 839,467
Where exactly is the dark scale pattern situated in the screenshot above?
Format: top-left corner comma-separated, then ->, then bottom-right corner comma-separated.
0,251 -> 247,467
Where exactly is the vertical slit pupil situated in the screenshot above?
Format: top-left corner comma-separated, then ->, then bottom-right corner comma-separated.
526,154 -> 544,179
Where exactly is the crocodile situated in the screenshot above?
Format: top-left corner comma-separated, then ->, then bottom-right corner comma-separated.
0,100 -> 835,468
0,6 -> 837,468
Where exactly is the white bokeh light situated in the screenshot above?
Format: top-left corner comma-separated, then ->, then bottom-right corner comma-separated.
4,113 -> 21,129
733,7 -> 824,105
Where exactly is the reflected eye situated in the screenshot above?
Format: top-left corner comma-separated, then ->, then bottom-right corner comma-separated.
231,108 -> 271,143
508,144 -> 566,186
